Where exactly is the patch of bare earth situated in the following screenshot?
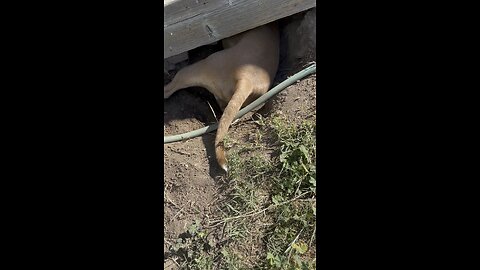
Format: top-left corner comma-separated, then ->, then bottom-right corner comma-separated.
164,8 -> 316,269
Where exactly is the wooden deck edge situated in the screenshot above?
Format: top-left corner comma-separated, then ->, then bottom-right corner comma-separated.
164,0 -> 316,59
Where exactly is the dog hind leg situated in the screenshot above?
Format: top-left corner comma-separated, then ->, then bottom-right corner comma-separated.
164,60 -> 209,99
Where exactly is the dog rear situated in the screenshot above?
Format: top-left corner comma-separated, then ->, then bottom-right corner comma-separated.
214,23 -> 279,172
164,23 -> 280,172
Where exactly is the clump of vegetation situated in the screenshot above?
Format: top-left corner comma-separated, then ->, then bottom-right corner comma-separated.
167,114 -> 316,269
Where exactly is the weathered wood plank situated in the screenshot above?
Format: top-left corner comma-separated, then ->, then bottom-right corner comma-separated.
164,0 -> 227,27
164,0 -> 316,59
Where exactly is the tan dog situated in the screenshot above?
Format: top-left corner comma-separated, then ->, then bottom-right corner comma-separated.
164,23 -> 280,172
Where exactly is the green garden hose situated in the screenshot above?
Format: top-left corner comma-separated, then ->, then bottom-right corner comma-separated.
164,63 -> 316,144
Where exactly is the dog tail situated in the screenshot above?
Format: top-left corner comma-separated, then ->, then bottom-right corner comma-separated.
215,79 -> 253,172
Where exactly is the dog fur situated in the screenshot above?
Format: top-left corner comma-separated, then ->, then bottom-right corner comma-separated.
164,23 -> 280,172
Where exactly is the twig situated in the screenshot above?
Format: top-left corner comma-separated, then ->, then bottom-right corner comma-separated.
169,148 -> 190,156
164,193 -> 179,208
309,225 -> 316,247
171,257 -> 181,267
294,179 -> 302,198
207,191 -> 311,227
164,238 -> 173,247
285,228 -> 304,254
207,100 -> 218,122
171,206 -> 185,220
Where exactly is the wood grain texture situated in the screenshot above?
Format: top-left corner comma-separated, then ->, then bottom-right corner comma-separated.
164,0 -> 227,27
164,0 -> 316,59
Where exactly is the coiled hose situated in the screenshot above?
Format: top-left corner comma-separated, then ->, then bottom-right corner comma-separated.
164,63 -> 316,144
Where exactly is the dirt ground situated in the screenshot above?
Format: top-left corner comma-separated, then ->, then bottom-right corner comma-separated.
163,8 -> 316,269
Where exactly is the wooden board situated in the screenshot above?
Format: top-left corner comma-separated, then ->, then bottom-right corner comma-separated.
164,0 -> 316,59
